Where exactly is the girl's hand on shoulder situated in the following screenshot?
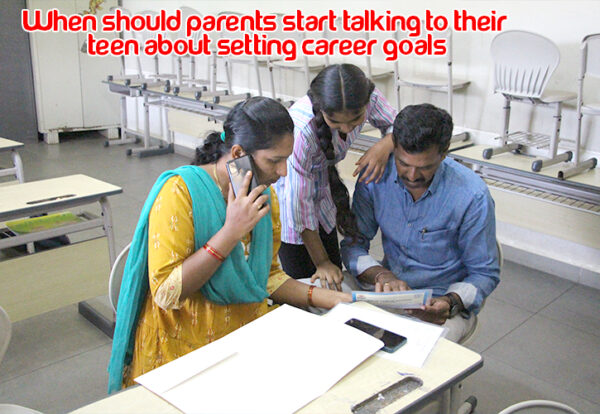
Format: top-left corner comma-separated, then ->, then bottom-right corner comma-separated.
353,134 -> 394,184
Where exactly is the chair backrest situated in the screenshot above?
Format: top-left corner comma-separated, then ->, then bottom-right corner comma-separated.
498,399 -> 580,414
0,305 -> 12,365
581,33 -> 600,79
393,20 -> 457,113
108,242 -> 131,314
491,30 -> 560,99
178,7 -> 202,44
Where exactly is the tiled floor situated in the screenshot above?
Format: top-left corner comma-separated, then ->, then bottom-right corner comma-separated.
1,133 -> 599,413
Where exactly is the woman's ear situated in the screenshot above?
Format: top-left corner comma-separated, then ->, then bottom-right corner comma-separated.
230,144 -> 246,159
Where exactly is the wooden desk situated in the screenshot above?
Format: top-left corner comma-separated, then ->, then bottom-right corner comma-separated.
0,174 -> 122,332
0,137 -> 25,183
70,338 -> 481,414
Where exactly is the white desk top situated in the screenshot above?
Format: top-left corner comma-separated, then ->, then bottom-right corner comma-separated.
71,337 -> 481,414
0,137 -> 24,151
452,144 -> 600,188
0,174 -> 122,220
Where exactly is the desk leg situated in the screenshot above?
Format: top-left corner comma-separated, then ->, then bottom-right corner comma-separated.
78,302 -> 115,338
11,149 -> 25,183
100,196 -> 116,267
78,197 -> 118,338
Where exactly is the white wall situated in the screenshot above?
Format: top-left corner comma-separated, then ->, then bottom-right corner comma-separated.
122,0 -> 600,155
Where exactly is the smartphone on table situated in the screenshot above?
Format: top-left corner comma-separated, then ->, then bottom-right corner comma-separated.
345,318 -> 407,353
226,155 -> 259,197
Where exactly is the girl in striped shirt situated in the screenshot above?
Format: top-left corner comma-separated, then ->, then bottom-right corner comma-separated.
275,64 -> 397,291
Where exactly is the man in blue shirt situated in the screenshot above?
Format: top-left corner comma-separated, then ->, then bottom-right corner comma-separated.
341,104 -> 500,342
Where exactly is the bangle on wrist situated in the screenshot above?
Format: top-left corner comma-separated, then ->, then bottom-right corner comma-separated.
203,243 -> 225,262
373,270 -> 393,285
307,285 -> 315,307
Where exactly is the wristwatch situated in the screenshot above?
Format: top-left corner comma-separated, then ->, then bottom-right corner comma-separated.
444,293 -> 462,318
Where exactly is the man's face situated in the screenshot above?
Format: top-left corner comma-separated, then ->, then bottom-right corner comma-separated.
251,133 -> 294,186
394,144 -> 445,191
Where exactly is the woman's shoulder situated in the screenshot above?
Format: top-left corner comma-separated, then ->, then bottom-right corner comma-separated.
157,174 -> 192,205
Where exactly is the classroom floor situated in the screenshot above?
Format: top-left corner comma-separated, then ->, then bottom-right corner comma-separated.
0,132 -> 599,413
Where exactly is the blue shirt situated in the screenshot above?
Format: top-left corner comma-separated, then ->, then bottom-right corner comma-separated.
341,156 -> 500,313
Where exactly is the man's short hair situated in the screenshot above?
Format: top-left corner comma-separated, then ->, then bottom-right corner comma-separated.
392,104 -> 453,154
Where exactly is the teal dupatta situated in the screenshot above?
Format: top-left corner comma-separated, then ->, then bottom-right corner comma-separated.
107,165 -> 272,394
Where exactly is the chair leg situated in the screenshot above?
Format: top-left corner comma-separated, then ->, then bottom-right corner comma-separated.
253,56 -> 262,96
267,59 -> 277,99
501,96 -> 511,146
549,102 -> 562,158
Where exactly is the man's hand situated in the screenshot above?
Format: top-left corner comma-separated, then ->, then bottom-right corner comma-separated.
374,271 -> 410,292
407,297 -> 451,325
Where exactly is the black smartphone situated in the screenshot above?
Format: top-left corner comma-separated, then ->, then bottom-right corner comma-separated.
226,155 -> 259,197
345,318 -> 407,353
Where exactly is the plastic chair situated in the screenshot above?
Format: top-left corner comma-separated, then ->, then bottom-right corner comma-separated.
0,306 -> 44,414
132,10 -> 177,82
560,33 -> 600,180
483,31 -> 577,173
172,7 -> 212,89
108,242 -> 131,314
322,18 -> 394,83
394,21 -> 470,118
498,400 -> 580,414
269,14 -> 326,95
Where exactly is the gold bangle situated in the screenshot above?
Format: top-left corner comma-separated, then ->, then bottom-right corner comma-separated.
307,285 -> 315,307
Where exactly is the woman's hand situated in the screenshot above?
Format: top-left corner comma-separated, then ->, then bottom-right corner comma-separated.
310,260 -> 344,291
353,133 -> 394,184
223,171 -> 270,241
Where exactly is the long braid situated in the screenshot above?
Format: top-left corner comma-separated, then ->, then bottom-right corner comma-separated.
308,91 -> 363,242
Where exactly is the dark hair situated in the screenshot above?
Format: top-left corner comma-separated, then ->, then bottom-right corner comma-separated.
307,64 -> 375,241
193,96 -> 294,165
392,104 -> 453,154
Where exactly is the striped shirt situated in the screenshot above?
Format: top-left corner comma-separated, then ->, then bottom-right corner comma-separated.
274,88 -> 397,244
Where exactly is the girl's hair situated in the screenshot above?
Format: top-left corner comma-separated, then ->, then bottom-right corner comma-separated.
307,64 -> 374,241
193,96 -> 294,165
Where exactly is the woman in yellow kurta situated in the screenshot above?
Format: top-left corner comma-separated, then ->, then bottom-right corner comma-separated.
109,97 -> 352,393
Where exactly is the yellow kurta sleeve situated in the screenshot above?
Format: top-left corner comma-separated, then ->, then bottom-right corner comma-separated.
148,176 -> 194,301
266,188 -> 291,295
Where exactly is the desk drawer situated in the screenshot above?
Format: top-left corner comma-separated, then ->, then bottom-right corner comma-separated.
0,237 -> 109,322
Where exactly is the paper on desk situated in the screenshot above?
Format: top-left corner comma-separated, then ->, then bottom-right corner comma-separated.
324,303 -> 445,367
135,305 -> 383,414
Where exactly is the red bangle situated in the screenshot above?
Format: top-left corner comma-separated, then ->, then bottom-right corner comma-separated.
307,285 -> 315,307
203,243 -> 225,262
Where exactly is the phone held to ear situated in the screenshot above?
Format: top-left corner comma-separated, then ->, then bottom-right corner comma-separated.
226,155 -> 259,197
345,318 -> 407,353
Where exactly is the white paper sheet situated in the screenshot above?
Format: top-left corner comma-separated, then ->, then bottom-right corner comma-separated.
323,303 -> 445,367
135,305 -> 383,414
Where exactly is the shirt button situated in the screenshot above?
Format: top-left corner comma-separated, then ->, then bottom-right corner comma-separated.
408,223 -> 412,227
